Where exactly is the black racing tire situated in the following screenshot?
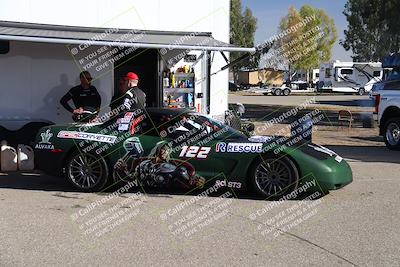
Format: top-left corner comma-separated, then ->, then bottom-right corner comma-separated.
249,154 -> 299,199
358,88 -> 365,96
384,118 -> 400,150
283,88 -> 291,96
273,89 -> 282,96
65,151 -> 109,192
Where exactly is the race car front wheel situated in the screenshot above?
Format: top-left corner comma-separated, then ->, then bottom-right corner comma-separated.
65,152 -> 109,192
250,154 -> 299,199
384,118 -> 400,150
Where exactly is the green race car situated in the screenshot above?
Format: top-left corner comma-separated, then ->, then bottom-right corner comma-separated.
34,108 -> 352,198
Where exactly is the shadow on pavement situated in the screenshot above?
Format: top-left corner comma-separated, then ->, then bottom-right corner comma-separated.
0,171 -> 76,192
325,145 -> 400,164
242,104 -> 370,127
0,171 -> 325,201
316,99 -> 374,108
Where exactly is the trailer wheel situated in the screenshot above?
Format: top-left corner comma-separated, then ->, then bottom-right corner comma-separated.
273,89 -> 282,96
283,89 -> 291,96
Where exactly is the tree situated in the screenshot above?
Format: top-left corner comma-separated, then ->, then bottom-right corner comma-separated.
230,0 -> 258,72
341,0 -> 400,62
278,5 -> 337,76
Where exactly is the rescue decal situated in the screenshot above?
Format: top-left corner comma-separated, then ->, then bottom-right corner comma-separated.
215,142 -> 263,153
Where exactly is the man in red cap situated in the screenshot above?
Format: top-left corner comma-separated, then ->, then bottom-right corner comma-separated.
120,72 -> 146,111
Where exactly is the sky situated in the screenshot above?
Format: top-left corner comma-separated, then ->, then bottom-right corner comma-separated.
241,0 -> 353,61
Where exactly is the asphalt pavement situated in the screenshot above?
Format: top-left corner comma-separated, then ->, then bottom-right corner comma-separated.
229,93 -> 374,111
0,144 -> 399,266
0,94 -> 398,266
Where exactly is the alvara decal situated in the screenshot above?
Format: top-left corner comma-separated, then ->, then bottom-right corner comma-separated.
35,129 -> 55,150
57,131 -> 117,144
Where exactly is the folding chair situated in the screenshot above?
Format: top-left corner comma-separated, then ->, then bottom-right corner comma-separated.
338,110 -> 354,128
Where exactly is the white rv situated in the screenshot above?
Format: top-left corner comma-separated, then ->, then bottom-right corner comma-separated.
318,61 -> 383,95
312,69 -> 319,86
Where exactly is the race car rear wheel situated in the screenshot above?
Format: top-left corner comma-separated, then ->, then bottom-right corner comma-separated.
250,154 -> 299,199
384,118 -> 400,150
65,152 -> 109,192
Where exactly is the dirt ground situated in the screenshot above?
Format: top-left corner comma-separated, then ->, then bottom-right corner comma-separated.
253,122 -> 384,147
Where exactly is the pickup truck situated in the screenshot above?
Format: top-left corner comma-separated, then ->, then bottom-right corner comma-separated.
371,71 -> 400,150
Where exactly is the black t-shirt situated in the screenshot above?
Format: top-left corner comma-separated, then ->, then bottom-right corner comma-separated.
60,85 -> 101,113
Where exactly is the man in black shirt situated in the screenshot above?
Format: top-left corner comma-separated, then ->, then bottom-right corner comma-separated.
121,72 -> 146,111
109,76 -> 129,111
60,71 -> 101,115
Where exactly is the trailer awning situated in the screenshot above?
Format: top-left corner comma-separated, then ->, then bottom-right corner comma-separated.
0,21 -> 255,53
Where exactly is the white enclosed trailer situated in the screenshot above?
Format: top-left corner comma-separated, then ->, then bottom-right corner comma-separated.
0,0 -> 254,143
318,61 -> 383,95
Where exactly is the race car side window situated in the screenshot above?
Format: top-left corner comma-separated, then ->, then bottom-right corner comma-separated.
138,115 -> 162,136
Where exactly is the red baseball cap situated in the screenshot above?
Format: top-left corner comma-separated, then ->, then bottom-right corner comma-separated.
125,72 -> 139,80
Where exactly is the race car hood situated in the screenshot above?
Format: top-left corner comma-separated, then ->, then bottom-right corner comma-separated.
247,135 -> 343,162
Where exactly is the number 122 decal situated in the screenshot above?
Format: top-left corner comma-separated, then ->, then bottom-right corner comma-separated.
179,146 -> 211,159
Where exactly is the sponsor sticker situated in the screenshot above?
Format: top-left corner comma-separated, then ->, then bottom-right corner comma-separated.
248,136 -> 273,143
124,112 -> 134,119
215,179 -> 242,189
215,142 -> 263,153
35,129 -> 55,150
118,124 -> 130,131
119,117 -> 132,124
57,131 -> 117,144
335,155 -> 343,163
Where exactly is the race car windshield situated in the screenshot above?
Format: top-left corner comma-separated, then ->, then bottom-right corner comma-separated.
181,113 -> 246,140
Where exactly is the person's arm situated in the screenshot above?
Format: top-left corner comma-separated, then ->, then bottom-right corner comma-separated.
60,90 -> 74,113
123,89 -> 137,110
123,97 -> 132,110
141,89 -> 146,108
